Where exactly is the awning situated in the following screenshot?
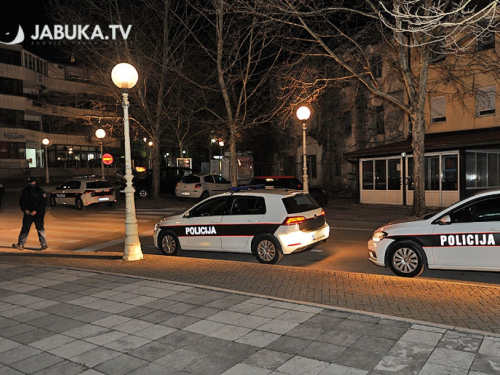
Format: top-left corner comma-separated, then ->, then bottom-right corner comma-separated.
346,128 -> 500,160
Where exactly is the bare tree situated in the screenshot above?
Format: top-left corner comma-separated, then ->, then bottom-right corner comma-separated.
254,0 -> 499,215
186,0 -> 289,186
51,0 -> 206,198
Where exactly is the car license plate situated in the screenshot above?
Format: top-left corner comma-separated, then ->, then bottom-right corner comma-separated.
312,229 -> 326,241
98,197 -> 110,202
56,193 -> 65,198
181,192 -> 190,196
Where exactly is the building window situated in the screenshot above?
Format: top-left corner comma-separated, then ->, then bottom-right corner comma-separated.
387,159 -> 401,190
408,154 -> 458,191
476,86 -> 496,117
343,111 -> 352,136
0,77 -> 23,96
0,48 -> 21,65
375,159 -> 386,190
369,54 -> 382,78
431,96 -> 446,123
362,160 -> 373,190
477,32 -> 495,52
375,106 -> 384,134
466,151 -> 500,189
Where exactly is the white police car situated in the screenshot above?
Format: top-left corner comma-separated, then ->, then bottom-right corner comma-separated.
154,188 -> 330,264
368,190 -> 500,277
49,176 -> 116,210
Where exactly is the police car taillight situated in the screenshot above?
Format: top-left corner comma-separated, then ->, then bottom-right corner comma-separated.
194,183 -> 202,189
283,216 -> 306,225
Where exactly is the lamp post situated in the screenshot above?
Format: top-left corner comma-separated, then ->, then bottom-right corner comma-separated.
111,62 -> 143,261
296,105 -> 311,193
148,141 -> 153,169
95,128 -> 106,179
219,140 -> 224,176
42,137 -> 50,184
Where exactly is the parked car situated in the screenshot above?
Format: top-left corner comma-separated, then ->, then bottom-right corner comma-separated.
248,176 -> 328,206
50,176 -> 116,210
368,189 -> 500,277
119,166 -> 192,198
154,188 -> 329,264
175,173 -> 231,200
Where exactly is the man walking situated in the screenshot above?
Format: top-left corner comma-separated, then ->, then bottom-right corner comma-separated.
12,177 -> 48,250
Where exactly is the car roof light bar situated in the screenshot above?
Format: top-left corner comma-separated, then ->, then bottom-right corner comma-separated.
229,184 -> 266,193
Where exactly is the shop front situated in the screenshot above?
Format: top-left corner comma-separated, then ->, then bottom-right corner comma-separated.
349,130 -> 500,207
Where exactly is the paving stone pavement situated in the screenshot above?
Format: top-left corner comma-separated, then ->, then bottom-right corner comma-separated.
1,261 -> 500,375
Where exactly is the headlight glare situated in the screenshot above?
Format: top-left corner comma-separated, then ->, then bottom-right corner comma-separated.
372,231 -> 387,242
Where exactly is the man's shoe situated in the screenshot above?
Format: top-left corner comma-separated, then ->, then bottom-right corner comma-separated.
12,243 -> 23,250
41,245 -> 48,251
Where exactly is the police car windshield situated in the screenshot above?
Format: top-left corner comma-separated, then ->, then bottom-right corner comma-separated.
282,194 -> 319,214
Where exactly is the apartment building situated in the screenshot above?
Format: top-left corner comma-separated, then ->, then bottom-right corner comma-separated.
0,44 -> 121,179
331,34 -> 500,207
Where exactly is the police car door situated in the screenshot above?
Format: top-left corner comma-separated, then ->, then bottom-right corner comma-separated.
221,195 -> 266,252
180,196 -> 228,251
431,195 -> 500,269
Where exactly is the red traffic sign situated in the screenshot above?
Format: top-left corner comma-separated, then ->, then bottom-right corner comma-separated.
102,153 -> 114,165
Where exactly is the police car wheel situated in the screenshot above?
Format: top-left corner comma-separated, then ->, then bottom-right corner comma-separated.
75,198 -> 84,210
253,234 -> 283,264
50,196 -> 56,207
388,241 -> 425,277
138,188 -> 149,199
159,230 -> 182,256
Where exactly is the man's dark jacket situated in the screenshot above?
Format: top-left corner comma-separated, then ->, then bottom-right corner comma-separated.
19,185 -> 47,216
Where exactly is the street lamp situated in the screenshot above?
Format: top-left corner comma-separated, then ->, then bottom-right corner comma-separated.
296,105 -> 311,193
42,137 -> 50,184
95,128 -> 106,179
111,62 -> 143,261
219,140 -> 224,176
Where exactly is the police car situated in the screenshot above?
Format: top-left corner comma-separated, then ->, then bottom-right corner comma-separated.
154,188 -> 330,264
49,176 -> 116,210
368,190 -> 500,277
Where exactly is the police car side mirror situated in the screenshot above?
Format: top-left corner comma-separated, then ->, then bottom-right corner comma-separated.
439,215 -> 452,225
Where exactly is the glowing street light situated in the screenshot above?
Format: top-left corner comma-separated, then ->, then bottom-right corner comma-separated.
296,105 -> 312,193
42,137 -> 50,184
111,62 -> 143,261
95,128 -> 106,179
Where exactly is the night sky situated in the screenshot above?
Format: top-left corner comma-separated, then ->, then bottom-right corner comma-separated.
0,1 -> 67,62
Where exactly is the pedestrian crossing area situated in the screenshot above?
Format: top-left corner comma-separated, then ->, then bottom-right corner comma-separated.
0,207 -> 182,252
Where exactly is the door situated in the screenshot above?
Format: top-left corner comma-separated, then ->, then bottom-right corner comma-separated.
179,196 -> 228,251
206,175 -> 230,195
431,195 -> 500,269
221,196 -> 266,252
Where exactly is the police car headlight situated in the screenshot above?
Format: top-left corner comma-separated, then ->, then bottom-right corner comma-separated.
372,230 -> 387,242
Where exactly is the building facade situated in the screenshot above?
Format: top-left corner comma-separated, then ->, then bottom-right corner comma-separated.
320,33 -> 500,207
0,44 -> 121,179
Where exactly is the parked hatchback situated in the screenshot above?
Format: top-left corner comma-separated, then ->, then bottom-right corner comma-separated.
154,188 -> 329,264
50,176 -> 116,210
175,173 -> 230,200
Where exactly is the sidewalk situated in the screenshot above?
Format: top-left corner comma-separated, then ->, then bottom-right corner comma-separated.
1,262 -> 500,375
2,195 -> 500,374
